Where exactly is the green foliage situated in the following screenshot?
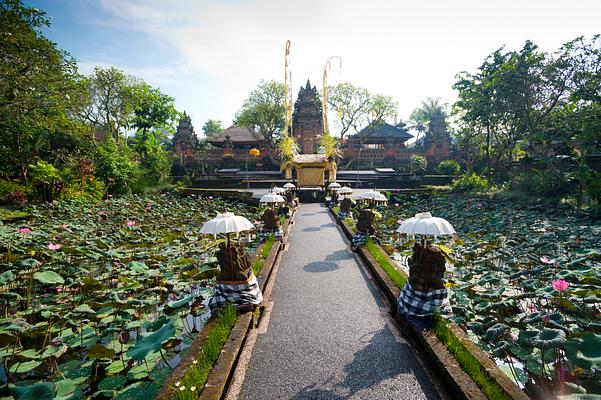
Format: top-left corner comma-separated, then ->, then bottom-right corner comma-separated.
0,0 -> 86,180
235,80 -> 285,143
0,193 -> 262,395
453,172 -> 490,192
409,155 -> 428,175
173,304 -> 237,400
410,97 -> 448,143
319,133 -> 341,160
432,314 -> 510,400
327,82 -> 398,140
437,160 -> 461,175
253,235 -> 276,275
93,136 -> 137,194
28,161 -> 62,201
202,119 -> 223,136
275,135 -> 299,164
364,239 -> 407,288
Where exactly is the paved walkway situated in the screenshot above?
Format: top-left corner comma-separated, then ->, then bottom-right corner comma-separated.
237,204 -> 440,400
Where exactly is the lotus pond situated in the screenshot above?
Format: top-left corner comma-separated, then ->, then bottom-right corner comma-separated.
0,192 -> 262,399
359,191 -> 601,397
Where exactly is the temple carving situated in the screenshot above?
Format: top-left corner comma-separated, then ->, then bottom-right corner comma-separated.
292,79 -> 323,154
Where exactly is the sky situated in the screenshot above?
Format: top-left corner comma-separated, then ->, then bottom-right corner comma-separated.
28,0 -> 600,138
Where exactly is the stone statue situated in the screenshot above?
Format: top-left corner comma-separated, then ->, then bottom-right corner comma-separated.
356,209 -> 376,235
407,242 -> 446,292
215,241 -> 252,282
340,198 -> 352,214
261,209 -> 280,230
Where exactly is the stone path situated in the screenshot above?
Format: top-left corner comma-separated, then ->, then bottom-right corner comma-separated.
236,204 -> 440,399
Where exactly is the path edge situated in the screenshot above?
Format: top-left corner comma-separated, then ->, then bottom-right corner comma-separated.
158,209 -> 296,400
331,208 -> 528,400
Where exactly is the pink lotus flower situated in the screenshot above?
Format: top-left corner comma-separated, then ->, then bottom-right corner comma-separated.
47,243 -> 62,251
552,279 -> 569,292
477,202 -> 483,209
394,203 -> 399,207
253,220 -> 261,225
97,211 -> 105,216
57,287 -> 63,293
542,314 -> 550,322
540,256 -> 556,265
60,224 -> 69,230
19,227 -> 31,234
208,196 -> 213,200
126,220 -> 136,227
397,219 -> 404,224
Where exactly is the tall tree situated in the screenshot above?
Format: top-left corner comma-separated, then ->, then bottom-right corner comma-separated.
234,80 -> 285,143
366,94 -> 398,125
0,0 -> 85,179
327,82 -> 370,141
78,67 -> 141,143
202,119 -> 223,136
409,97 -> 448,142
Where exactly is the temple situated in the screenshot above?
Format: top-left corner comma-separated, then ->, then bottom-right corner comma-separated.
345,121 -> 415,168
292,79 -> 323,154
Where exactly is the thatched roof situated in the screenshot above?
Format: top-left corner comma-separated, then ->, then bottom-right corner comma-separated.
207,125 -> 264,143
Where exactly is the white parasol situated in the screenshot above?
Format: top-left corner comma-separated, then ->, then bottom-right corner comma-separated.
328,182 -> 341,189
260,193 -> 285,205
396,211 -> 456,237
271,186 -> 286,194
283,182 -> 296,190
357,190 -> 388,202
199,212 -> 254,235
336,186 -> 353,195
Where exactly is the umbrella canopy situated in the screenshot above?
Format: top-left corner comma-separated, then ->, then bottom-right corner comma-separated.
336,186 -> 353,195
357,190 -> 388,202
283,182 -> 296,189
396,211 -> 456,237
260,193 -> 285,204
199,212 -> 254,235
271,187 -> 286,194
328,182 -> 341,189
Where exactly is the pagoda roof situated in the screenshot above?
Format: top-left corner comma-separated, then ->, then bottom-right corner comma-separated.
207,125 -> 264,143
351,121 -> 413,142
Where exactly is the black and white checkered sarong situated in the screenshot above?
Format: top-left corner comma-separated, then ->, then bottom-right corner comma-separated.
208,274 -> 263,311
351,231 -> 380,248
259,228 -> 283,242
397,282 -> 452,317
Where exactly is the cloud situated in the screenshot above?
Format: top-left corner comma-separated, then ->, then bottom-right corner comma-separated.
94,0 -> 601,126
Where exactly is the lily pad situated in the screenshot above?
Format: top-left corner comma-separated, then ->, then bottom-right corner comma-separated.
33,271 -> 64,285
531,328 -> 566,349
10,382 -> 55,400
126,320 -> 175,361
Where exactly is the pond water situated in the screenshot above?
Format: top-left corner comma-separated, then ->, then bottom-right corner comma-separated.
0,192 -> 262,398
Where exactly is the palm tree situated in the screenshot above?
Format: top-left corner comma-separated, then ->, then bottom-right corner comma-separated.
409,97 -> 448,145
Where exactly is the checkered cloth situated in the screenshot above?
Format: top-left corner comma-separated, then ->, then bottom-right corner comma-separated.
351,231 -> 380,248
337,211 -> 352,220
397,282 -> 452,317
208,274 -> 263,311
259,227 -> 283,241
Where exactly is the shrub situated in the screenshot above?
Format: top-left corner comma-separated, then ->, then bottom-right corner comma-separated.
453,172 -> 489,192
437,160 -> 460,175
28,160 -> 63,201
94,137 -> 138,194
410,155 -> 428,175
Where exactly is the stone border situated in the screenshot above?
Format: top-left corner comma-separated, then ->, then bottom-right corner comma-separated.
158,209 -> 296,399
331,208 -> 528,400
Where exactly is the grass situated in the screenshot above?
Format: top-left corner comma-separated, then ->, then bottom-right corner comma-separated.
364,239 -> 407,288
432,314 -> 510,400
0,209 -> 31,222
172,303 -> 238,400
362,234 -> 510,400
252,236 -> 276,276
